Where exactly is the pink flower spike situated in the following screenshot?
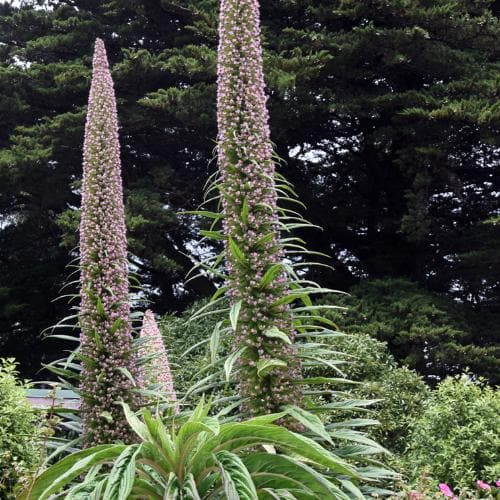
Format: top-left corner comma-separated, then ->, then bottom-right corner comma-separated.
495,480 -> 500,487
477,480 -> 491,490
139,310 -> 179,413
216,0 -> 303,418
439,483 -> 454,497
79,38 -> 139,446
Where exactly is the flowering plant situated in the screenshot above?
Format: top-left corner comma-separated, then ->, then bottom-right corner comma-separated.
78,38 -> 138,445
139,310 -> 178,412
21,399 -> 359,499
401,475 -> 500,499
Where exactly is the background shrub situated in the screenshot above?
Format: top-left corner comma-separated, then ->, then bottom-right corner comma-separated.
0,358 -> 41,499
332,333 -> 430,454
403,375 -> 500,489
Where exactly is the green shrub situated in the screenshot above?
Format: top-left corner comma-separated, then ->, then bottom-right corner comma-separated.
332,333 -> 430,454
354,365 -> 429,455
403,375 -> 500,489
0,358 -> 41,499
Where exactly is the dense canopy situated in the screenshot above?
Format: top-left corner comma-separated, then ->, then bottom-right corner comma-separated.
0,0 -> 498,380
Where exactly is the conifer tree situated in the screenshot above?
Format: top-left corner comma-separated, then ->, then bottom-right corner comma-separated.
1,0 -> 498,383
79,38 -> 137,445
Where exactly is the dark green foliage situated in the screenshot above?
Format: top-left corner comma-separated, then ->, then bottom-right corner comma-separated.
0,358 -> 41,499
0,0 -> 218,377
325,278 -> 500,384
0,1 -> 499,378
403,376 -> 500,489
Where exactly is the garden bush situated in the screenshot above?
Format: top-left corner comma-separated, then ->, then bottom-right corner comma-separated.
352,365 -> 429,455
403,375 -> 500,491
0,358 -> 40,499
327,333 -> 430,455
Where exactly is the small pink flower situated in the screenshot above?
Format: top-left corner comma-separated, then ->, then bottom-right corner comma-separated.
495,480 -> 500,487
409,491 -> 422,500
439,483 -> 454,497
477,480 -> 491,490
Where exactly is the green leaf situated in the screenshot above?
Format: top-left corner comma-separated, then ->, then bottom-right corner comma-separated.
210,321 -> 223,364
326,418 -> 379,429
254,233 -> 274,249
109,318 -> 125,335
131,478 -> 163,499
210,285 -> 227,302
164,472 -> 180,498
244,453 -> 348,499
256,359 -> 287,378
314,399 -> 381,411
243,413 -> 287,425
229,300 -> 242,331
259,489 -> 301,499
228,237 -> 246,264
99,411 -> 113,423
117,367 -> 137,387
203,423 -> 357,476
183,473 -> 202,499
175,417 -> 220,461
200,229 -> 226,240
103,444 -> 141,499
224,347 -> 246,381
215,450 -> 258,500
25,445 -> 126,500
338,479 -> 365,499
183,210 -> 223,220
240,197 -> 249,225
96,296 -> 105,317
263,327 -> 291,344
65,477 -> 108,499
292,377 -> 359,385
188,296 -> 227,324
121,403 -> 150,441
328,430 -> 388,453
284,406 -> 332,444
259,263 -> 283,288
141,412 -> 176,470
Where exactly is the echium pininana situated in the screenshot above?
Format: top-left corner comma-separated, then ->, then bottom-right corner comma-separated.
139,310 -> 179,413
79,38 -> 138,445
217,0 -> 303,416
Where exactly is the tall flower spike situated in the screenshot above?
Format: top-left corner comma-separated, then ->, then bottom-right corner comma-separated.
139,310 -> 179,413
217,0 -> 303,416
79,38 -> 138,445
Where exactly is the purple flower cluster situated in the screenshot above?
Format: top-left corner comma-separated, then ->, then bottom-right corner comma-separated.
139,310 -> 178,413
217,0 -> 302,416
79,38 -> 138,445
410,480 -> 500,498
